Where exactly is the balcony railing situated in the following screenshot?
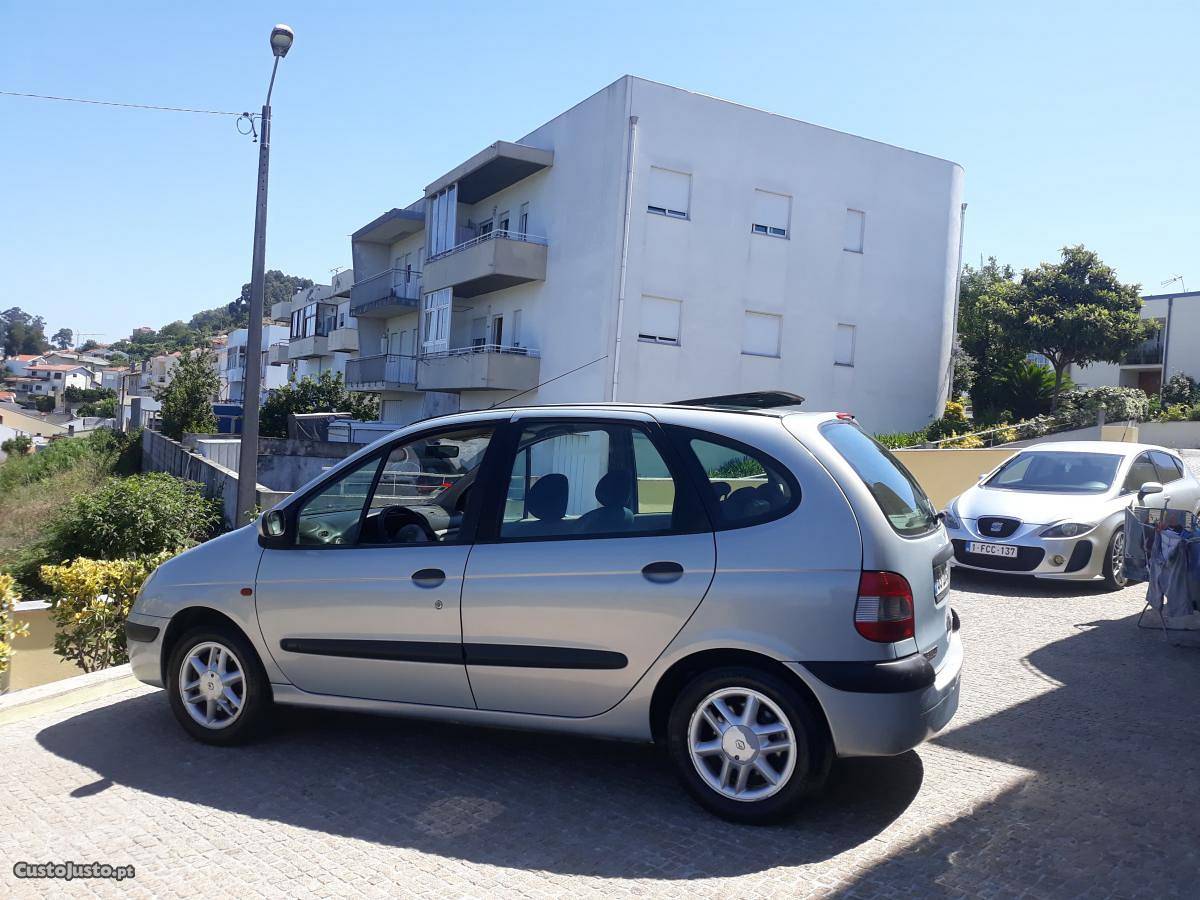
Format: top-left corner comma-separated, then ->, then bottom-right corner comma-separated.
349,269 -> 423,318
345,353 -> 417,390
417,343 -> 541,392
426,229 -> 547,264
1123,342 -> 1164,366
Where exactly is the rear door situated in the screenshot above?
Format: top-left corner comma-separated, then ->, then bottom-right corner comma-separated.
459,412 -> 716,717
1150,450 -> 1199,511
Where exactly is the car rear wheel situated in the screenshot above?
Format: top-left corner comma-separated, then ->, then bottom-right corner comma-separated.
167,625 -> 271,746
1103,528 -> 1128,590
667,667 -> 830,824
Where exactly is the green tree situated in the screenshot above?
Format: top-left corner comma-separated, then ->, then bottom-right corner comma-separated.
259,371 -> 379,438
1008,245 -> 1146,408
157,349 -> 219,440
1162,373 -> 1197,407
1,307 -> 50,356
33,395 -> 55,413
51,328 -> 73,350
957,258 -> 1025,418
1,434 -> 33,456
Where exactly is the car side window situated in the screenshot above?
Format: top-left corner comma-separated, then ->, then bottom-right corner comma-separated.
1122,453 -> 1160,494
1150,451 -> 1184,484
686,433 -> 796,527
295,426 -> 494,547
499,421 -> 701,540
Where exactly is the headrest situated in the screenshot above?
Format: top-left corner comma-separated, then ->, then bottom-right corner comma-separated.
595,469 -> 632,508
527,473 -> 568,521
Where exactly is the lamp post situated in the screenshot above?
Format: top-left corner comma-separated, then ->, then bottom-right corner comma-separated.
236,24 -> 293,524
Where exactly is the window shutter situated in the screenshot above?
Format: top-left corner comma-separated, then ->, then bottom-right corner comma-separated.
752,190 -> 790,234
639,296 -> 681,344
843,209 -> 865,252
835,323 -> 856,366
742,312 -> 781,357
647,168 -> 691,217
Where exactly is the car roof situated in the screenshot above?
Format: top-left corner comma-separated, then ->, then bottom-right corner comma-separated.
1018,441 -> 1177,457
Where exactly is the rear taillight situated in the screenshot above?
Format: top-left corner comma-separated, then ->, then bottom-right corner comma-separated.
855,571 -> 915,643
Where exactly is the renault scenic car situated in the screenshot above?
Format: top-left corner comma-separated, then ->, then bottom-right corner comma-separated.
127,400 -> 962,823
942,441 -> 1200,589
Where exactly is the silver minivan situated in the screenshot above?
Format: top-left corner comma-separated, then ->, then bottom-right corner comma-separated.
127,399 -> 962,823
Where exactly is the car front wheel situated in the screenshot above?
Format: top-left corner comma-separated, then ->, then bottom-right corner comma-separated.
167,625 -> 271,745
1103,528 -> 1128,590
667,667 -> 830,824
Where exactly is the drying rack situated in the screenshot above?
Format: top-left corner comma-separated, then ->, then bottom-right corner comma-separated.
1126,505 -> 1200,641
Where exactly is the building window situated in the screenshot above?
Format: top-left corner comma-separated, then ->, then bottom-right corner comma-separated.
742,311 -> 782,358
512,309 -> 523,347
751,189 -> 790,238
518,202 -> 529,234
647,167 -> 690,219
638,296 -> 681,345
843,209 -> 866,253
834,323 -> 856,366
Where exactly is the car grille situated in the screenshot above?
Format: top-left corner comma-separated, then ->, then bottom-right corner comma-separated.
976,516 -> 1020,539
952,539 -> 1045,572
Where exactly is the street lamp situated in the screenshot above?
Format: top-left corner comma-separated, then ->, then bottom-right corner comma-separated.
236,24 -> 294,524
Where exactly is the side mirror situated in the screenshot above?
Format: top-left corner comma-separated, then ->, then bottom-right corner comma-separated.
259,509 -> 289,547
1138,481 -> 1164,500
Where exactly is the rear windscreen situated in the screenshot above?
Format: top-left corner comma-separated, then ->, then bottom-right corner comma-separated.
821,421 -> 938,537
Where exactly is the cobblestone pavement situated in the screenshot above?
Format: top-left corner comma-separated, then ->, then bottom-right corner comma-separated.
2,572 -> 1199,898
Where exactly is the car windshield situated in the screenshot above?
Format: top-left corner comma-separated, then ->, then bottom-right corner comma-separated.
984,451 -> 1122,493
820,421 -> 938,536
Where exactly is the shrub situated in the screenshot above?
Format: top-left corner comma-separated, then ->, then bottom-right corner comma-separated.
34,395 -> 55,413
40,554 -> 172,672
1162,373 -> 1197,407
1163,404 -> 1191,422
76,396 -> 117,418
996,360 -> 1062,420
925,401 -> 972,442
1056,386 -> 1149,424
259,371 -> 379,439
64,386 -> 115,404
1,435 -> 33,456
1189,405 -> 1200,422
874,430 -> 928,449
0,573 -> 29,675
710,455 -> 765,478
37,472 -> 220,565
942,432 -> 985,449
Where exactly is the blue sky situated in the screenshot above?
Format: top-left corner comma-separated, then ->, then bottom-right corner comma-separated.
1,1 -> 1196,343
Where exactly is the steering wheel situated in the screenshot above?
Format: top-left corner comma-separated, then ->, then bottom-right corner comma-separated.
378,506 -> 434,543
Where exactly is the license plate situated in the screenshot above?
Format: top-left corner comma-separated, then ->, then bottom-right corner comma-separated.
967,541 -> 1018,558
934,561 -> 951,597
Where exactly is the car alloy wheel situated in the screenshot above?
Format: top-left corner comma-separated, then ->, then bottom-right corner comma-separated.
686,686 -> 797,801
1110,529 -> 1127,587
178,641 -> 247,730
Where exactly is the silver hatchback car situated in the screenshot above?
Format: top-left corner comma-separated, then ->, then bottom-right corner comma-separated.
127,400 -> 962,823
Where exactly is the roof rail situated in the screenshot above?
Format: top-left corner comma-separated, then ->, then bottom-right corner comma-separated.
668,391 -> 806,411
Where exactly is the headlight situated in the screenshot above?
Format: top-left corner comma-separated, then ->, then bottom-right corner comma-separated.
940,505 -> 963,530
1039,522 -> 1095,538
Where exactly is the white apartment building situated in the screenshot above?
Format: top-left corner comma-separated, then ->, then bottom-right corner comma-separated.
219,325 -> 289,403
343,76 -> 964,433
267,269 -> 359,382
1072,290 -> 1200,395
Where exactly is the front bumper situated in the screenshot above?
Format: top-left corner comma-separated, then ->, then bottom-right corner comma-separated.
944,519 -> 1109,581
792,625 -> 963,758
126,612 -> 168,688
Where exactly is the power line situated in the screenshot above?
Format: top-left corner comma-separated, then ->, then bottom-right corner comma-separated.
0,89 -> 246,117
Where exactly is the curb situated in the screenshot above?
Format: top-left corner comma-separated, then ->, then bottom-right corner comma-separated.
0,664 -> 139,724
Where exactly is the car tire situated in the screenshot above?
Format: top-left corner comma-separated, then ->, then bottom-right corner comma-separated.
166,625 -> 272,746
1102,528 -> 1129,590
666,666 -> 831,824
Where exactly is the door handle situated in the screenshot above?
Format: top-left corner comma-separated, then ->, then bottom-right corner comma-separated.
411,568 -> 446,589
642,561 -> 684,584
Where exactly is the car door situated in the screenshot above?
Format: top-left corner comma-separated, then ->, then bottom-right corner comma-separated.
1122,452 -> 1170,509
460,412 -> 716,717
254,422 -> 498,707
1150,450 -> 1199,511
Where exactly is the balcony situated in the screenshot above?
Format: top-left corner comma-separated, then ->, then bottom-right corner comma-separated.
417,345 -> 541,392
425,141 -> 553,204
327,327 -> 359,353
269,299 -> 292,323
225,366 -> 245,384
267,343 -> 290,366
345,353 -> 417,392
1122,340 -> 1164,367
350,269 -> 423,318
288,335 -> 329,359
423,232 -> 548,298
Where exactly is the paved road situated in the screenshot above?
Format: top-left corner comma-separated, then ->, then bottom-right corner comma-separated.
2,572 -> 1198,898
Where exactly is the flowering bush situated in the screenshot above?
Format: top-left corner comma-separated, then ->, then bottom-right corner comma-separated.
0,573 -> 29,676
40,553 -> 175,672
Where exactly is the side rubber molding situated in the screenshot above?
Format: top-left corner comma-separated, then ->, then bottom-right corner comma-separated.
125,621 -> 161,643
803,653 -> 936,694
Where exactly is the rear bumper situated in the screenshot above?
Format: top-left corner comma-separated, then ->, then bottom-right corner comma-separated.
793,624 -> 963,757
126,612 -> 168,688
